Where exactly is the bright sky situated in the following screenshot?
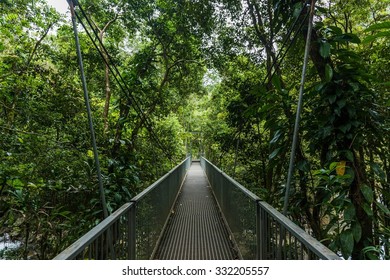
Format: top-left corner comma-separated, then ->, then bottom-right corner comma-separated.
46,0 -> 69,14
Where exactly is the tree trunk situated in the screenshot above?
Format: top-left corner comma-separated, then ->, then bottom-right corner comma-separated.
110,99 -> 130,164
103,52 -> 111,133
349,150 -> 373,259
99,31 -> 111,134
94,16 -> 118,133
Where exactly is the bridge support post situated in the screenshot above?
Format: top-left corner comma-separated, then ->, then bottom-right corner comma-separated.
67,0 -> 115,260
128,205 -> 136,259
256,202 -> 263,259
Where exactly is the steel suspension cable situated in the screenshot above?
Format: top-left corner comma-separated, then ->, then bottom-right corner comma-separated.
73,5 -> 174,163
217,2 -> 310,166
75,15 -> 172,162
67,0 -> 108,220
266,10 -> 310,85
77,5 -> 145,108
261,1 -> 310,85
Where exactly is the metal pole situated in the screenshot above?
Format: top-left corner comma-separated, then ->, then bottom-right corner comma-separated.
129,205 -> 136,259
256,201 -> 262,259
67,0 -> 115,259
67,0 -> 108,219
283,0 -> 316,216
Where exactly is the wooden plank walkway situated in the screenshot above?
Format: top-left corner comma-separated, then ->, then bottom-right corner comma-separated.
153,162 -> 239,260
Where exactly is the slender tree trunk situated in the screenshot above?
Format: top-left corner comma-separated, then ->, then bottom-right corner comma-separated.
349,150 -> 373,259
299,1 -> 374,258
103,51 -> 111,133
94,16 -> 118,133
110,99 -> 129,163
99,31 -> 111,134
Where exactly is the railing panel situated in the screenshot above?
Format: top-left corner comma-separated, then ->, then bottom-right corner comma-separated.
131,157 -> 190,259
200,157 -> 340,260
54,157 -> 191,260
258,201 -> 340,260
201,157 -> 258,259
53,202 -> 134,260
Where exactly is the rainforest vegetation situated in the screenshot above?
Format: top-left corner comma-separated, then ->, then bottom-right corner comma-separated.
0,0 -> 389,259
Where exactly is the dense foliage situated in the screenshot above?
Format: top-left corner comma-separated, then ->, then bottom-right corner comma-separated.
0,0 -> 388,259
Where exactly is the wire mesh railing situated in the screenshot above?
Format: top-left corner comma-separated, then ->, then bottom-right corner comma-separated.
132,157 -> 191,259
200,158 -> 258,259
54,157 -> 191,260
53,202 -> 134,260
200,157 -> 340,260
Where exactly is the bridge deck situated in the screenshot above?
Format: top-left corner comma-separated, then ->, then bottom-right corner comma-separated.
153,162 -> 239,260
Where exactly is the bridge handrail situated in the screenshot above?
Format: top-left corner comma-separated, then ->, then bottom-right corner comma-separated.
131,157 -> 190,202
53,202 -> 134,260
200,156 -> 340,260
222,171 -> 260,202
258,201 -> 340,260
54,157 -> 191,260
131,156 -> 191,259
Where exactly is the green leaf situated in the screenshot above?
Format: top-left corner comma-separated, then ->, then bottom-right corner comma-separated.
325,64 -> 333,82
328,26 -> 343,35
296,160 -> 310,172
331,195 -> 345,207
270,130 -> 282,144
272,75 -> 282,92
364,21 -> 390,33
334,105 -> 342,116
319,41 -> 331,58
360,184 -> 373,203
122,186 -> 132,199
363,31 -> 390,43
345,150 -> 354,162
10,189 -> 24,201
315,82 -> 326,92
269,147 -> 281,160
375,201 -> 390,216
340,230 -> 354,258
362,203 -> 373,216
344,204 -> 355,221
333,34 -> 361,44
370,163 -> 386,180
114,193 -> 122,202
329,162 -> 338,171
316,6 -> 328,14
338,123 -> 352,134
9,178 -> 24,189
58,211 -> 71,219
321,126 -> 332,137
337,99 -> 346,109
362,246 -> 380,260
352,222 -> 362,242
349,82 -> 359,92
328,94 -> 337,104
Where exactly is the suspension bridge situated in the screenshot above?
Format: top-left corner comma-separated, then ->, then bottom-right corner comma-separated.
54,157 -> 340,260
52,1 -> 340,260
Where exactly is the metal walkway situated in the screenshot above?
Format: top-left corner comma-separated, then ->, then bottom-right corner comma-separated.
54,157 -> 340,260
153,162 -> 239,260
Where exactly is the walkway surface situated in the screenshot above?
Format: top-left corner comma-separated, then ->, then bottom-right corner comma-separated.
153,162 -> 238,260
